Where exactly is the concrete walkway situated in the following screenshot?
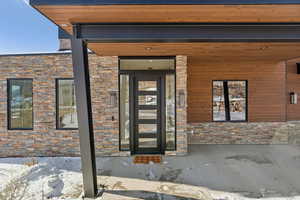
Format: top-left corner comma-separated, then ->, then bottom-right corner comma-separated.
96,145 -> 300,198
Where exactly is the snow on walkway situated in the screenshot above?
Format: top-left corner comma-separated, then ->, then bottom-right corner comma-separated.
0,157 -> 299,200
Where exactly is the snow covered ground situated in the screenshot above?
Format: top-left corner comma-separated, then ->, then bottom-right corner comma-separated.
0,157 -> 82,200
0,157 -> 300,200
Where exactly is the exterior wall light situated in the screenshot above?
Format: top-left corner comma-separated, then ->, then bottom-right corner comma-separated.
297,63 -> 300,74
109,91 -> 118,107
178,90 -> 186,108
290,92 -> 298,104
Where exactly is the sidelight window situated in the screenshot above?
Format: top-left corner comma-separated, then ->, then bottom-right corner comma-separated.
213,80 -> 247,122
119,74 -> 130,150
165,74 -> 176,150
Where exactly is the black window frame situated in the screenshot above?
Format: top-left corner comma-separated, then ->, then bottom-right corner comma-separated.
212,80 -> 248,122
56,78 -> 78,130
118,56 -> 177,152
7,78 -> 34,130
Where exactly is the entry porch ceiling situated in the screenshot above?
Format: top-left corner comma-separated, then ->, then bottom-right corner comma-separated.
88,42 -> 300,61
30,2 -> 300,61
32,4 -> 300,35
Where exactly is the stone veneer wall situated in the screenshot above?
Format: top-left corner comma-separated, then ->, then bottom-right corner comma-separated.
166,56 -> 188,156
0,53 -> 126,157
89,55 -> 129,157
1,53 -> 299,157
0,53 -> 79,157
188,122 -> 300,144
0,53 -> 188,157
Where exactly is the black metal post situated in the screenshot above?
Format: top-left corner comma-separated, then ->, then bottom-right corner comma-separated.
71,37 -> 98,198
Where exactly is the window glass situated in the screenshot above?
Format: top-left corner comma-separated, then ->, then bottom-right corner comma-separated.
57,79 -> 78,129
166,74 -> 176,150
213,81 -> 226,121
139,95 -> 157,105
8,79 -> 33,129
139,124 -> 157,133
120,75 -> 130,150
138,81 -> 157,91
120,59 -> 175,70
213,81 -> 247,122
139,138 -> 157,148
228,81 -> 247,121
139,110 -> 157,120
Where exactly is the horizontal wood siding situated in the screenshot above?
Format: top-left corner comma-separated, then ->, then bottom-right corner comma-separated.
287,58 -> 300,120
188,59 -> 287,122
87,43 -> 300,62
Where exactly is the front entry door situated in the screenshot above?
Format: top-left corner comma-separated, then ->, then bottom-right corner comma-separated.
133,74 -> 163,154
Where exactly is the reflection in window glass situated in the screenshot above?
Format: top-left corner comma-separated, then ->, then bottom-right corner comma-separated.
57,79 -> 78,129
228,81 -> 247,121
166,74 -> 176,150
8,79 -> 33,129
213,81 -> 247,122
139,95 -> 157,105
120,75 -> 130,150
139,110 -> 157,120
139,138 -> 157,148
213,81 -> 226,121
138,81 -> 157,91
139,124 -> 157,133
120,59 -> 175,70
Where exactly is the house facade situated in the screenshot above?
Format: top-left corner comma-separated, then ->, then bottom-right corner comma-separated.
1,47 -> 300,157
1,1 -> 300,157
3,0 -> 300,197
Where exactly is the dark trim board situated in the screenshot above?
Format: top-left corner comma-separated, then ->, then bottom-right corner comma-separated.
0,52 -> 72,57
74,23 -> 300,43
30,0 -> 300,6
223,81 -> 231,121
59,28 -> 71,39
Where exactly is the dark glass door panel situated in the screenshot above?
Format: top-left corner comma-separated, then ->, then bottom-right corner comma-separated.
133,75 -> 162,154
138,110 -> 157,120
138,95 -> 157,105
138,81 -> 157,91
139,138 -> 157,148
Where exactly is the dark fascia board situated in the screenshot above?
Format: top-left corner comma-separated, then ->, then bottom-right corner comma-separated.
30,0 -> 300,5
0,52 -> 98,57
59,28 -> 71,39
73,23 -> 300,43
0,52 -> 71,57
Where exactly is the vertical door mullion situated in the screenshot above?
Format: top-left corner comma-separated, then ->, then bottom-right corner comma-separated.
135,77 -> 140,151
129,75 -> 135,154
160,75 -> 166,154
156,78 -> 160,151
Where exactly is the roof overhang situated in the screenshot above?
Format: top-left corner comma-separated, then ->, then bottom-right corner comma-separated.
29,0 -> 300,5
68,23 -> 300,61
30,1 -> 300,60
30,3 -> 300,36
